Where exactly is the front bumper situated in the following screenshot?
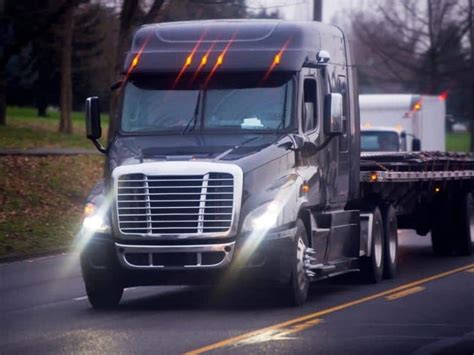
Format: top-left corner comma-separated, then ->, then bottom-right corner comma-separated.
80,227 -> 297,287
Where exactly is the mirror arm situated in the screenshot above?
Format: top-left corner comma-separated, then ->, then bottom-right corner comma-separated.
305,134 -> 338,155
91,139 -> 108,154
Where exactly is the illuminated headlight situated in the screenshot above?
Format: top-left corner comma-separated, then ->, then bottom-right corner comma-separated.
242,201 -> 281,233
82,203 -> 111,234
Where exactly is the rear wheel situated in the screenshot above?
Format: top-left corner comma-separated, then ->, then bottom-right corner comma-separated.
283,219 -> 309,306
452,192 -> 472,256
360,207 -> 384,283
382,204 -> 398,279
431,193 -> 454,256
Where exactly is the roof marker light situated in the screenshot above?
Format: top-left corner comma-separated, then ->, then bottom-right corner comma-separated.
261,38 -> 291,83
204,33 -> 237,86
274,53 -> 281,65
185,54 -> 193,66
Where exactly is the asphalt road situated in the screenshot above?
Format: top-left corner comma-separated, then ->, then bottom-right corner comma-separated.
1,230 -> 474,355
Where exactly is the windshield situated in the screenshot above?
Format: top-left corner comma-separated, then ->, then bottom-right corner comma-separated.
121,73 -> 294,134
361,131 -> 400,152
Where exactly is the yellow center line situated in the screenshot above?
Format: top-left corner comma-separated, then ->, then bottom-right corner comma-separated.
184,263 -> 474,355
385,286 -> 425,300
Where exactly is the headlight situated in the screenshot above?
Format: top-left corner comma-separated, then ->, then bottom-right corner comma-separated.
241,201 -> 281,233
82,202 -> 111,234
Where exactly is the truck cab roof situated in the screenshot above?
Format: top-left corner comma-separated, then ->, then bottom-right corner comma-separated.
124,19 -> 346,74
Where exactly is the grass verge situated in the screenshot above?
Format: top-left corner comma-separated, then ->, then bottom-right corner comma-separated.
446,132 -> 470,152
0,155 -> 103,258
0,106 -> 109,149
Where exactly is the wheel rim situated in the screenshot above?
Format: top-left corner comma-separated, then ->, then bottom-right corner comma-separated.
296,236 -> 307,291
388,217 -> 397,264
374,221 -> 383,268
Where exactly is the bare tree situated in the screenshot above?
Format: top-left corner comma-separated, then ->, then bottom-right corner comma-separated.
348,0 -> 473,149
107,0 -> 168,141
59,3 -> 74,134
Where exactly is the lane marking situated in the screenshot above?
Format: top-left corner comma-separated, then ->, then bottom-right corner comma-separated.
236,319 -> 323,346
385,286 -> 425,301
466,267 -> 474,273
184,263 -> 474,354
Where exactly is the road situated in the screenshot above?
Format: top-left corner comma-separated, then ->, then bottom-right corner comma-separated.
1,230 -> 474,355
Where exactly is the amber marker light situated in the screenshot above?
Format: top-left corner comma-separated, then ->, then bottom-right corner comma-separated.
301,183 -> 310,194
173,33 -> 206,88
204,33 -> 237,86
370,172 -> 378,182
261,38 -> 291,83
187,40 -> 217,87
123,31 -> 154,83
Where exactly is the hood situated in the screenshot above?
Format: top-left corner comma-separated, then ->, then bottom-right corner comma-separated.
107,133 -> 292,174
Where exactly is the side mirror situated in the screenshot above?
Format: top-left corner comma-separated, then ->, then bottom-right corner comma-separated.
411,138 -> 421,151
85,97 -> 107,153
86,96 -> 101,140
324,93 -> 343,135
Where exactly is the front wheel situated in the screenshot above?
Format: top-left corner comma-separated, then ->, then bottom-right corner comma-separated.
81,259 -> 123,309
283,219 -> 310,306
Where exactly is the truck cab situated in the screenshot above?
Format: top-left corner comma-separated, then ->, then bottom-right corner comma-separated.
361,126 -> 408,152
79,20 -> 367,308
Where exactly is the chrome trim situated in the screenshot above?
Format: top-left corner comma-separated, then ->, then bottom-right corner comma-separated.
115,241 -> 235,269
112,161 -> 243,240
359,213 -> 373,257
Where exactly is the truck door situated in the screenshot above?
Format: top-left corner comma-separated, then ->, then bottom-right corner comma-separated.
330,75 -> 350,205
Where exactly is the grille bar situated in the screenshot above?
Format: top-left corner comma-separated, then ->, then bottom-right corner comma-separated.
116,171 -> 235,236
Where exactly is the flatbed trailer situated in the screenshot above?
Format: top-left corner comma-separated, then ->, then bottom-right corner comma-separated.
360,151 -> 474,257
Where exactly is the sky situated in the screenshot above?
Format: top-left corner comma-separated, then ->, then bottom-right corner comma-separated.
245,0 -> 359,22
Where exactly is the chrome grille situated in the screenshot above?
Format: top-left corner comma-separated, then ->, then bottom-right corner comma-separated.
116,173 -> 234,235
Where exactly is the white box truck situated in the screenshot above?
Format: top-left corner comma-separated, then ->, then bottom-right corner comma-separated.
359,94 -> 446,152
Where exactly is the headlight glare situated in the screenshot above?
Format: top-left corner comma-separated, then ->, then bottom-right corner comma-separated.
242,201 -> 281,233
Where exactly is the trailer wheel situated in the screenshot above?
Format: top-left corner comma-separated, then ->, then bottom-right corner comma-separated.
360,207 -> 384,283
382,204 -> 398,279
452,192 -> 473,256
283,219 -> 309,306
431,194 -> 454,256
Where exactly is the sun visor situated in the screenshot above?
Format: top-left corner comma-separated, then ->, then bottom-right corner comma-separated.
122,20 -> 321,75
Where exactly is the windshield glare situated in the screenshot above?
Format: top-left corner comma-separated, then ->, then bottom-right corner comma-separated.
361,131 -> 400,152
121,73 -> 293,134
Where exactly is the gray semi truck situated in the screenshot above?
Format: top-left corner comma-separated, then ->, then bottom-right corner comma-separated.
79,20 -> 474,308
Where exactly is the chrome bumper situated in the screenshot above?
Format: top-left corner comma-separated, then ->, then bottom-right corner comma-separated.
115,241 -> 235,270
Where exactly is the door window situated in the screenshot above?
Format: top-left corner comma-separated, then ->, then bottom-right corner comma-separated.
303,78 -> 317,132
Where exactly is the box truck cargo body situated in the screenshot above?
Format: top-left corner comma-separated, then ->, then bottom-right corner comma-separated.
359,94 -> 446,152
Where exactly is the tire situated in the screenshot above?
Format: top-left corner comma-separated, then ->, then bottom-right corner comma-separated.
360,207 -> 384,283
283,219 -> 310,306
431,193 -> 454,256
382,204 -> 398,279
81,259 -> 123,309
452,192 -> 473,256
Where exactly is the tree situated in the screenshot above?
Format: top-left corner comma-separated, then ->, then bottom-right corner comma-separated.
347,0 -> 473,149
59,3 -> 74,134
0,0 -> 74,125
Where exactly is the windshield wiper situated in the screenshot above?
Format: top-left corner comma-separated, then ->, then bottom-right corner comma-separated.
181,89 -> 202,135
